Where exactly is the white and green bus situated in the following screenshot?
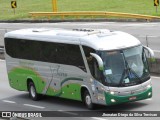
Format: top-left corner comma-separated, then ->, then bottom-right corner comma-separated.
4,28 -> 154,109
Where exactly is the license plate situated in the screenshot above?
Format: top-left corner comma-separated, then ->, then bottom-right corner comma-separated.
129,96 -> 137,100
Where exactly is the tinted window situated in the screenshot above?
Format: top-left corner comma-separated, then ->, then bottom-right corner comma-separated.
5,38 -> 85,70
83,46 -> 95,75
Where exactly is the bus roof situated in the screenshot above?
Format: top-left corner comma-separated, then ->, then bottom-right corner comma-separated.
5,28 -> 141,51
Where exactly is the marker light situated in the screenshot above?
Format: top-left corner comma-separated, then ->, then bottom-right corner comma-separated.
148,92 -> 152,96
90,78 -> 93,82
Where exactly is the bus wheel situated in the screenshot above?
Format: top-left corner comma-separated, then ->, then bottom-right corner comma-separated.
83,90 -> 94,110
29,82 -> 40,101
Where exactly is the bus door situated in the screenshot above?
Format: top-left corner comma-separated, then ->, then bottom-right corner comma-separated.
89,58 -> 106,104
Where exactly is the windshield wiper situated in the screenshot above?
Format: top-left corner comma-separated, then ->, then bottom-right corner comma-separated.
128,67 -> 142,83
118,52 -> 128,87
118,66 -> 129,87
118,62 -> 142,87
119,52 -> 142,86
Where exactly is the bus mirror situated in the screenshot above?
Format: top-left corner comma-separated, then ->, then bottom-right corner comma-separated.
143,46 -> 155,62
143,46 -> 154,58
90,53 -> 104,70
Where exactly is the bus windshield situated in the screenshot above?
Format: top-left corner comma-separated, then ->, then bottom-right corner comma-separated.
100,46 -> 150,87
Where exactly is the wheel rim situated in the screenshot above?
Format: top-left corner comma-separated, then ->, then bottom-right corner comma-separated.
85,95 -> 91,105
30,86 -> 36,98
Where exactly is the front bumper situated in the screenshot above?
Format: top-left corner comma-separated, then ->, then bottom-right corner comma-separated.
105,87 -> 152,106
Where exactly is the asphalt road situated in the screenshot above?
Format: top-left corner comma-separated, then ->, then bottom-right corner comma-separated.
0,60 -> 160,120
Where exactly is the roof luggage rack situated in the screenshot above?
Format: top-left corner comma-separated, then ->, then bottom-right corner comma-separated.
73,28 -> 101,35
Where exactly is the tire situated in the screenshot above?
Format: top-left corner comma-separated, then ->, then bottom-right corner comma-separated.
28,82 -> 40,101
83,90 -> 94,110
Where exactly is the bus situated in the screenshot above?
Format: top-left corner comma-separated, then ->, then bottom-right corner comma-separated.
4,28 -> 154,109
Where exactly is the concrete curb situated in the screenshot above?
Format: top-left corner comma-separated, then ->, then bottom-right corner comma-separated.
1,18 -> 160,23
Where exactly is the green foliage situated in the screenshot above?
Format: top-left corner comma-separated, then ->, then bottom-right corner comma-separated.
149,58 -> 156,63
0,0 -> 159,20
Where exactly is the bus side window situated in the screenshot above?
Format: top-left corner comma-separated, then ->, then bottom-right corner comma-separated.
54,43 -> 86,71
83,46 -> 95,74
93,59 -> 103,82
5,38 -> 85,72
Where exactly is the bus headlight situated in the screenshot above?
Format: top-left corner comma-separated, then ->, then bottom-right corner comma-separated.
110,91 -> 119,95
111,99 -> 116,103
110,91 -> 115,95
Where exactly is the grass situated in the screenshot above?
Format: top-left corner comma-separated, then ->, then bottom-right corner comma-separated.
0,0 -> 160,20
